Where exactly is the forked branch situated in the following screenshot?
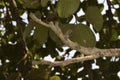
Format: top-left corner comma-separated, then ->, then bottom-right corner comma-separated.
30,13 -> 120,67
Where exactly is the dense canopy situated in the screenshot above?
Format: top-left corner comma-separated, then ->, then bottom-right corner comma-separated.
0,0 -> 120,80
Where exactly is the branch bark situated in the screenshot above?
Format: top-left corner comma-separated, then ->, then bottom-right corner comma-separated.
32,55 -> 99,67
30,13 -> 120,67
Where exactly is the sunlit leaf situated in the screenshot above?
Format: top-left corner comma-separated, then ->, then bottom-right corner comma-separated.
0,0 -> 5,8
86,6 -> 103,32
50,76 -> 61,80
57,0 -> 80,18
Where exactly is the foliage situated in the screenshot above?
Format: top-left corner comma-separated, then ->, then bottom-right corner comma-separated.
0,0 -> 120,80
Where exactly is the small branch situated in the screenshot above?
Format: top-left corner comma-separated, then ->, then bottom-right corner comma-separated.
30,13 -> 120,66
32,55 -> 99,67
32,48 -> 120,67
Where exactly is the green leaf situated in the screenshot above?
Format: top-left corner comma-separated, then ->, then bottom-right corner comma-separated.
111,29 -> 118,41
23,19 -> 35,38
57,0 -> 80,18
50,76 -> 61,80
26,68 -> 49,80
61,24 -> 96,47
23,11 -> 41,38
33,24 -> 48,47
76,15 -> 85,22
46,38 -> 59,57
0,0 -> 5,8
86,6 -> 103,32
8,34 -> 14,41
118,0 -> 120,4
24,11 -> 46,47
7,73 -> 21,80
49,30 -> 63,47
41,0 -> 49,7
98,4 -> 104,12
20,0 -> 40,9
24,20 -> 48,47
34,11 -> 42,19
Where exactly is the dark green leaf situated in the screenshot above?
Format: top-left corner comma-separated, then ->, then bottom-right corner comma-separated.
111,29 -> 118,41
98,4 -> 104,12
33,24 -> 48,47
34,11 -> 42,19
76,15 -> 86,22
57,0 -> 80,18
23,20 -> 35,38
26,68 -> 49,80
46,38 -> 59,57
41,0 -> 49,7
24,11 -> 41,38
20,0 -> 40,9
61,24 -> 96,47
86,6 -> 103,32
49,30 -> 63,47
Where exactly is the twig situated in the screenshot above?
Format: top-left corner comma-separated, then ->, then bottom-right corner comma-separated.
32,55 -> 99,67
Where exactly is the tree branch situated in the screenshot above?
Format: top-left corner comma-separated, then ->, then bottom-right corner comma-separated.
32,55 -> 99,67
30,13 -> 120,66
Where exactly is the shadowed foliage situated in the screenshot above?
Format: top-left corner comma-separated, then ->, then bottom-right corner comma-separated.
0,0 -> 120,80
